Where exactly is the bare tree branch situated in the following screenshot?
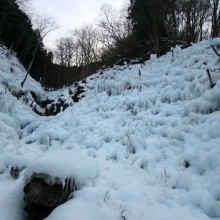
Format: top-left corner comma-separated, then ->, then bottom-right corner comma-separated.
211,44 -> 220,57
97,4 -> 132,58
21,14 -> 58,87
206,69 -> 216,88
32,14 -> 58,39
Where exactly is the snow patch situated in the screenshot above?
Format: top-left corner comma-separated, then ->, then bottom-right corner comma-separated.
23,149 -> 99,189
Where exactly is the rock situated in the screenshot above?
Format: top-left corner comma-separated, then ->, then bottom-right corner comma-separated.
10,166 -> 25,179
24,173 -> 74,220
72,85 -> 85,102
115,58 -> 131,66
45,98 -> 69,116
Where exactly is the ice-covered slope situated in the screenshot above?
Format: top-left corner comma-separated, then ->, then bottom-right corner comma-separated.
0,45 -> 43,156
0,45 -> 45,220
1,40 -> 220,220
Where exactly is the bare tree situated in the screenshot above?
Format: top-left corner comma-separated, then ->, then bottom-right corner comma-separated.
211,0 -> 220,38
179,0 -> 211,43
34,15 -> 57,38
54,37 -> 75,67
97,4 -> 132,58
69,24 -> 99,77
15,0 -> 30,11
64,37 -> 75,67
21,14 -> 58,87
54,38 -> 66,66
16,0 -> 30,5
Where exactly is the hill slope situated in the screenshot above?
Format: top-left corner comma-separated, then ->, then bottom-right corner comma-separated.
0,40 -> 220,220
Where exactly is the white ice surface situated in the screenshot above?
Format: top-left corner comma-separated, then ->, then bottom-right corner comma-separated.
0,40 -> 220,220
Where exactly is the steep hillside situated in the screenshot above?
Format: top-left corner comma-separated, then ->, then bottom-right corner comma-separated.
0,40 -> 220,220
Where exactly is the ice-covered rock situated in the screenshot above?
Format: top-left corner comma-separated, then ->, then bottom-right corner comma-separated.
24,173 -> 73,220
23,149 -> 99,219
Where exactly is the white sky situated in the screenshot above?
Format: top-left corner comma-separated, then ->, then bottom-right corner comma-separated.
31,0 -> 125,49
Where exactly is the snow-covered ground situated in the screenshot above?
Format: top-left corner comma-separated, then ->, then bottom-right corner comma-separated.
0,40 -> 220,220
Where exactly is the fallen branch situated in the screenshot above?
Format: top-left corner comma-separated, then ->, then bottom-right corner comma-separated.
103,191 -> 109,203
206,69 -> 216,89
211,45 -> 220,58
120,205 -> 127,220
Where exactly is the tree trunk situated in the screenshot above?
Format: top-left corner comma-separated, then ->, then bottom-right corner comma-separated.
21,39 -> 39,87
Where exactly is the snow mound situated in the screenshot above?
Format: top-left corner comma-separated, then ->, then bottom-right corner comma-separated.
46,188 -> 121,220
24,149 -> 99,189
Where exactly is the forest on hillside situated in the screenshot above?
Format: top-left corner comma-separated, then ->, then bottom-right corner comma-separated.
1,0 -> 220,88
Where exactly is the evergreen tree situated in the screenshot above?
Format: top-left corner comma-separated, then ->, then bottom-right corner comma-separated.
0,0 -> 52,83
128,0 -> 167,43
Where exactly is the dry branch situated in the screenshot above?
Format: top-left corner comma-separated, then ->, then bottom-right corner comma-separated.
211,45 -> 220,58
206,69 -> 216,88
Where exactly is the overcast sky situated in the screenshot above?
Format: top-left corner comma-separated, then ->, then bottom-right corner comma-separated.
31,0 -> 125,49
